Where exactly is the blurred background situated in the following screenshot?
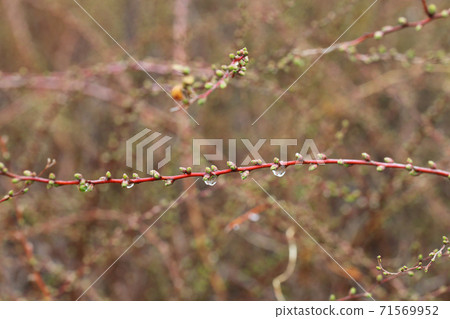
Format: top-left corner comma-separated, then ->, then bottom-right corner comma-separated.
0,0 -> 449,300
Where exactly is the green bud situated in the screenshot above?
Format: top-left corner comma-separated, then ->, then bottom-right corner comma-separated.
309,164 -> 318,171
8,190 -> 14,196
317,153 -> 327,160
443,236 -> 449,244
407,157 -> 413,164
229,53 -> 235,60
121,180 -> 128,188
240,170 -> 250,180
377,274 -> 383,282
329,294 -> 336,301
23,188 -> 29,193
24,170 -> 32,177
384,157 -> 394,163
415,25 -> 423,31
409,170 -> 420,176
398,16 -> 407,25
374,31 -> 383,40
74,173 -> 82,180
153,171 -> 161,179
428,4 -> 437,15
186,167 -> 192,174
219,81 -> 227,89
204,82 -> 213,89
164,179 -> 174,186
441,10 -> 449,17
182,75 -> 194,86
337,159 -> 344,165
49,173 -> 56,180
270,164 -> 278,171
210,165 -> 218,172
427,161 -> 436,169
198,98 -> 207,105
179,167 -> 187,173
250,159 -> 263,165
215,70 -> 224,77
405,164 -> 413,171
293,57 -> 305,67
123,173 -> 129,180
361,153 -> 371,161
273,157 -> 280,164
205,167 -> 212,174
227,161 -> 237,170
377,165 -> 386,172
12,178 -> 20,184
349,287 -> 357,295
182,66 -> 191,75
132,173 -> 139,179
106,171 -> 112,179
0,162 -> 4,169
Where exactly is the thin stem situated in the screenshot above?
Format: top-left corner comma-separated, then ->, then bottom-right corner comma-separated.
1,157 -> 449,197
422,0 -> 431,17
337,240 -> 449,301
293,8 -> 449,58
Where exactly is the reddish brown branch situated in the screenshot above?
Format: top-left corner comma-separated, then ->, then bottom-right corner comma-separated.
422,0 -> 431,17
1,155 -> 449,199
293,8 -> 449,58
336,238 -> 449,301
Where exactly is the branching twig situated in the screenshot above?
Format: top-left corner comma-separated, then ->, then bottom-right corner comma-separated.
289,6 -> 449,60
334,236 -> 450,301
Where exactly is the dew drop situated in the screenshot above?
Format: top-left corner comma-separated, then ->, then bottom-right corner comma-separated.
126,183 -> 134,189
272,165 -> 286,177
248,213 -> 260,222
204,174 -> 218,186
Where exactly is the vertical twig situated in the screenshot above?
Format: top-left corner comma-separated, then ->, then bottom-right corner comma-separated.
273,227 -> 297,301
421,0 -> 431,17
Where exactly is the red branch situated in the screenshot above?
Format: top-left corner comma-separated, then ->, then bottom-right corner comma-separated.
422,0 -> 431,17
1,157 -> 449,199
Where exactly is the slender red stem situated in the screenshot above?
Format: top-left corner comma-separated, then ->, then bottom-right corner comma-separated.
422,0 -> 431,17
1,158 -> 448,194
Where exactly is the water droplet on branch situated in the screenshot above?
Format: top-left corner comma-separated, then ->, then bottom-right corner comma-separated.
203,174 -> 218,186
272,165 -> 286,177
